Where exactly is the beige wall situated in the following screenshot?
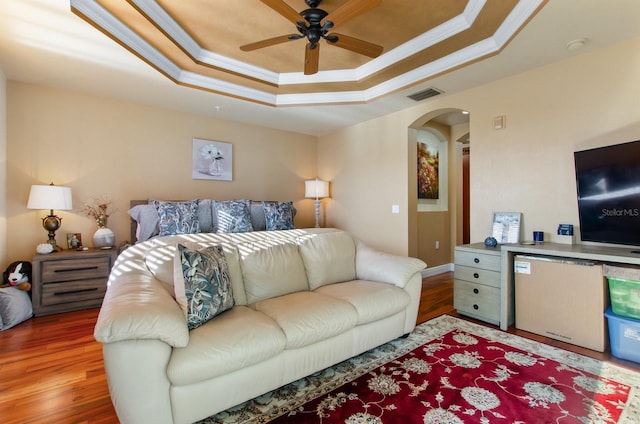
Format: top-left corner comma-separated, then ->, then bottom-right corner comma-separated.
6,83 -> 317,262
413,121 -> 453,268
5,36 -> 640,266
417,211 -> 450,266
318,112 -> 411,255
319,36 -> 640,258
0,69 -> 6,265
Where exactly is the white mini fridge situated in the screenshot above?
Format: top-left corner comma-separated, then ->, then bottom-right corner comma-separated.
514,255 -> 608,352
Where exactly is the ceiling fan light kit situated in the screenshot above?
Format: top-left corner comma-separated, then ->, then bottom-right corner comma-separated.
241,0 -> 383,75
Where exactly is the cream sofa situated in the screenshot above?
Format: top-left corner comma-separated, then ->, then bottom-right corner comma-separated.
94,228 -> 426,424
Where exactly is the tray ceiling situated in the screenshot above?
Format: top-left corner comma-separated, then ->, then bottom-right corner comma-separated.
71,0 -> 546,106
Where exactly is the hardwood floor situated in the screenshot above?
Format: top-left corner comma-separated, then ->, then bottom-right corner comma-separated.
1,272 -> 638,423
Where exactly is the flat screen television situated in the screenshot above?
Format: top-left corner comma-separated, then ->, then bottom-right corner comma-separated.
574,139 -> 640,248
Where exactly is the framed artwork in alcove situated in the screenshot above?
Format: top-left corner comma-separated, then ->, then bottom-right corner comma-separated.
417,141 -> 439,199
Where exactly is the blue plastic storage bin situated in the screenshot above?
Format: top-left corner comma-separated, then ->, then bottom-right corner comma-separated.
605,307 -> 640,363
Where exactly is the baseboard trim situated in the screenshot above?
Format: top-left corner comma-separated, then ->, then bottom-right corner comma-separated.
421,263 -> 454,278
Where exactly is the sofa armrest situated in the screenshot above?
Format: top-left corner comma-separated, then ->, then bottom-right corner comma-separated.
94,272 -> 189,348
355,242 -> 426,288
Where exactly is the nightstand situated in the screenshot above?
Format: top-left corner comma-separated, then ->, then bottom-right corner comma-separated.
453,243 -> 502,325
31,248 -> 118,316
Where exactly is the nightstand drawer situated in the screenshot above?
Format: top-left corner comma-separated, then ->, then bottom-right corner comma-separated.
454,250 -> 501,271
41,257 -> 111,283
32,248 -> 117,316
454,280 -> 500,322
41,279 -> 107,306
454,265 -> 501,288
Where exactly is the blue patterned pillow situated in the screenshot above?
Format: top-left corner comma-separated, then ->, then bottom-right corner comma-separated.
175,244 -> 234,330
154,200 -> 200,236
262,201 -> 295,231
213,200 -> 254,233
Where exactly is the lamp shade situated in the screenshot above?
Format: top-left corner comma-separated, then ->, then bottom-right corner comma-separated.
27,185 -> 73,211
305,179 -> 329,199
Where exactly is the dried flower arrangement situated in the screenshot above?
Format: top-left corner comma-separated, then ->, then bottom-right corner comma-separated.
82,196 -> 116,228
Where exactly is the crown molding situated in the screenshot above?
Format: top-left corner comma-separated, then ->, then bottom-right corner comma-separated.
71,0 -> 544,107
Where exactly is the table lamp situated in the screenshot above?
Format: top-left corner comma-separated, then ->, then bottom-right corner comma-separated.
304,178 -> 329,228
27,183 -> 73,251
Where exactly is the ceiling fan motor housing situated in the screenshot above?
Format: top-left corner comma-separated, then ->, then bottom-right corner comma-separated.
299,7 -> 334,47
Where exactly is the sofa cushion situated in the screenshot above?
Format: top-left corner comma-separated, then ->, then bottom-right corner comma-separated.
315,280 -> 411,325
240,241 -> 309,304
167,306 -> 286,385
251,291 -> 357,349
299,231 -> 357,290
174,244 -> 234,330
355,241 -> 427,288
213,199 -> 254,233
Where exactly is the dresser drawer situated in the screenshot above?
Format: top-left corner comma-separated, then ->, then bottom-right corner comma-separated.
41,279 -> 107,306
454,250 -> 501,271
454,280 -> 500,322
41,257 -> 111,283
454,265 -> 501,288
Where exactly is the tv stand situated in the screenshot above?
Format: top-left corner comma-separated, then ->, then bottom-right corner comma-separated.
499,242 -> 640,331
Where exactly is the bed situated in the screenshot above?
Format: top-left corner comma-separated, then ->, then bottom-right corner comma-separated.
128,199 -> 297,244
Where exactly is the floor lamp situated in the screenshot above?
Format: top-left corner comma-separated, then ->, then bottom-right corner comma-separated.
305,178 -> 329,228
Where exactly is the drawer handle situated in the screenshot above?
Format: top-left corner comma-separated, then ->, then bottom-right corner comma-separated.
473,273 -> 479,279
474,258 -> 480,264
473,304 -> 479,310
473,288 -> 479,294
55,266 -> 99,273
54,288 -> 99,296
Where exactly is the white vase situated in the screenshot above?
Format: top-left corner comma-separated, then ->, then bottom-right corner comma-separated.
93,227 -> 115,248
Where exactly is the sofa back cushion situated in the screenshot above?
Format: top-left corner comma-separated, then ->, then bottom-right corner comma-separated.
299,231 -> 356,290
240,241 -> 309,304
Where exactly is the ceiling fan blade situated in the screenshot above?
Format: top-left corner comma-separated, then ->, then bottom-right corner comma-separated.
240,34 -> 298,51
325,0 -> 381,27
260,0 -> 301,25
328,33 -> 383,58
304,43 -> 320,75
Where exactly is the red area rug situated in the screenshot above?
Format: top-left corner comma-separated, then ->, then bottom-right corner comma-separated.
203,316 -> 640,423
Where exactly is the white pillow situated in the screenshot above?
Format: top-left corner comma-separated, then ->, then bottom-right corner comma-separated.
0,287 -> 33,330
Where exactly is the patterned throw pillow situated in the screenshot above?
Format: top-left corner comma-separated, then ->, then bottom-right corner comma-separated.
262,201 -> 295,231
213,200 -> 254,233
154,200 -> 200,236
175,244 -> 234,330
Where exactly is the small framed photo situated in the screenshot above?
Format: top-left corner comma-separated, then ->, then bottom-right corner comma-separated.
67,233 -> 83,250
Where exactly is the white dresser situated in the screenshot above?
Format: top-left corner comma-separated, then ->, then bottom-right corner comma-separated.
454,243 -> 502,325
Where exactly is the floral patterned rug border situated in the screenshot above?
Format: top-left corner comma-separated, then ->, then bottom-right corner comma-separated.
201,315 -> 640,423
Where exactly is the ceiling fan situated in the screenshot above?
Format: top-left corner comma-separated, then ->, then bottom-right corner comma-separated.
240,0 -> 383,75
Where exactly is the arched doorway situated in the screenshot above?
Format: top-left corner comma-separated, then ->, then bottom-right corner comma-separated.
408,108 -> 470,272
